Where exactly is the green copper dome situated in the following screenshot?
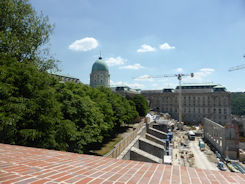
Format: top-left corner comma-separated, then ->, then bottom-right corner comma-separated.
92,57 -> 109,72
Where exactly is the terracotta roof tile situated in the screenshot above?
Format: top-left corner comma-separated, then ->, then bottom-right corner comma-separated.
0,144 -> 244,184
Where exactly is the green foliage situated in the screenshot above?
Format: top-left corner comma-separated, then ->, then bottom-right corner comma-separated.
128,94 -> 149,117
231,93 -> 245,115
0,0 -> 141,154
0,56 -> 141,153
0,55 -> 60,148
0,0 -> 58,71
55,83 -> 106,153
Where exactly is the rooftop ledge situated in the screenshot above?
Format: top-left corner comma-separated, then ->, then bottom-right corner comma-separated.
0,143 -> 244,184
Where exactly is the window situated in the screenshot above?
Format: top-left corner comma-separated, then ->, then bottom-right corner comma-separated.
218,97 -> 221,105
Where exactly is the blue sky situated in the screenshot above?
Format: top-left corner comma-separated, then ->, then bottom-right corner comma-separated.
30,0 -> 245,91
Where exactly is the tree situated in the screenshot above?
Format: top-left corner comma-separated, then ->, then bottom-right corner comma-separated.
231,92 -> 245,115
55,83 -> 106,153
0,0 -> 58,71
130,94 -> 149,117
0,54 -> 61,148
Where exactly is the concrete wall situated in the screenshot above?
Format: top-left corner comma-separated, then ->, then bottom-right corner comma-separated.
106,120 -> 145,158
147,127 -> 168,140
240,142 -> 245,150
204,118 -> 225,155
130,147 -> 162,163
153,124 -> 168,133
204,118 -> 239,159
138,138 -> 164,159
145,133 -> 166,147
121,138 -> 139,160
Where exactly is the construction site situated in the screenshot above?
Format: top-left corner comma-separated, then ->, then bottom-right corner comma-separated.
105,111 -> 245,175
153,112 -> 245,174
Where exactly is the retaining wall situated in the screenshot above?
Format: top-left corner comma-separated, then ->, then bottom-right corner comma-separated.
147,127 -> 168,140
138,138 -> 164,159
105,119 -> 145,158
130,147 -> 162,163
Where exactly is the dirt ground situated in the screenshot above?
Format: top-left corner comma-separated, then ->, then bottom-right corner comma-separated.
172,130 -> 219,171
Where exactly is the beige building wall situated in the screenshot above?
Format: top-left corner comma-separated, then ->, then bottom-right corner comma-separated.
90,71 -> 110,88
142,89 -> 231,125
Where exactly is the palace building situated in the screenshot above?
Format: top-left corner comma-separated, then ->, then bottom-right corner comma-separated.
141,83 -> 231,125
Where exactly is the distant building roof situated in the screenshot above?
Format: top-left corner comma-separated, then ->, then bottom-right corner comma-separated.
213,85 -> 225,88
175,83 -> 227,91
176,83 -> 217,89
51,73 -> 81,83
0,144 -> 244,184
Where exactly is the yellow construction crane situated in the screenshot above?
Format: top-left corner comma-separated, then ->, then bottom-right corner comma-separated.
228,55 -> 245,72
134,73 -> 194,129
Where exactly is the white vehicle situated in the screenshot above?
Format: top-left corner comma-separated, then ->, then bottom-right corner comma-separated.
188,131 -> 195,140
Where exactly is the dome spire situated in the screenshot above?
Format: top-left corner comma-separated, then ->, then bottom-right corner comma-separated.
99,50 -> 102,60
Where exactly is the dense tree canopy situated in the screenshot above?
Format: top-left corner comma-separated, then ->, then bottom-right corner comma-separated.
0,0 -> 149,154
0,0 -> 57,71
127,94 -> 149,117
0,58 -> 146,153
231,93 -> 245,115
0,54 -> 60,148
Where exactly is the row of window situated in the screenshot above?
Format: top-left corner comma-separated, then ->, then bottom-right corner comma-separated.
93,79 -> 104,84
157,96 -> 227,102
169,113 -> 228,122
161,107 -> 228,114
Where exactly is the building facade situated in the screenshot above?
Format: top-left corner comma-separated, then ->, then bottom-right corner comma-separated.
111,86 -> 141,97
52,74 -> 81,83
142,84 -> 231,125
90,57 -> 110,88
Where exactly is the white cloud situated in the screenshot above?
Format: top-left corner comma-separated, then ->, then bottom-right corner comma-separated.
120,63 -> 144,70
232,88 -> 245,92
69,37 -> 98,51
159,43 -> 175,50
134,75 -> 154,82
105,56 -> 126,66
110,80 -> 144,89
183,68 -> 215,82
176,67 -> 183,72
137,44 -> 156,53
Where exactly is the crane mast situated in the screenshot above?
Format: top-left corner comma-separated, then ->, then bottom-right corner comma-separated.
164,73 -> 194,130
135,72 -> 194,130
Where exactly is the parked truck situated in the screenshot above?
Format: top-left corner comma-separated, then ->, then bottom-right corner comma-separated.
199,141 -> 205,151
198,139 -> 205,151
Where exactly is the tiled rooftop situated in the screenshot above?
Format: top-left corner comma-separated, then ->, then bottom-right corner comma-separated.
0,144 -> 244,184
